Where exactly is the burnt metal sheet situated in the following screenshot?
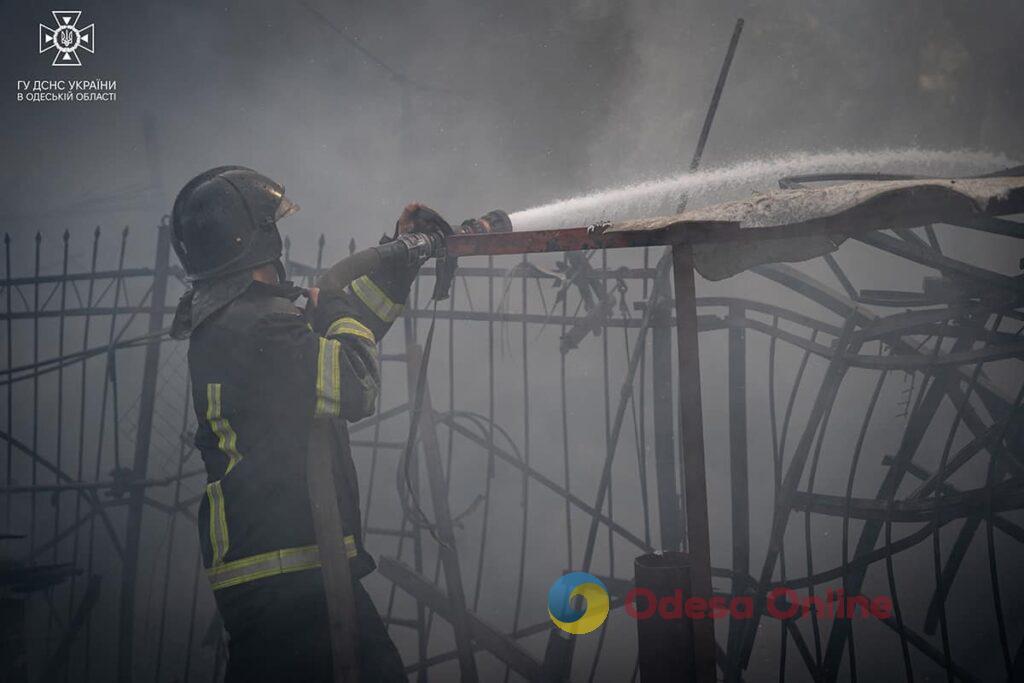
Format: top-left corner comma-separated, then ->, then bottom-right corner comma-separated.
609,176 -> 1024,280
610,176 -> 1024,233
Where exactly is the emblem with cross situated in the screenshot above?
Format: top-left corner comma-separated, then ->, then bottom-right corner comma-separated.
39,11 -> 95,67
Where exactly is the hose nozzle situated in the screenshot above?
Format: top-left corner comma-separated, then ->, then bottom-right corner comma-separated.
430,209 -> 512,301
459,209 -> 513,235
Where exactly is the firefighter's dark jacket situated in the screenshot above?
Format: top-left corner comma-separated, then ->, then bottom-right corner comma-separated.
185,265 -> 409,611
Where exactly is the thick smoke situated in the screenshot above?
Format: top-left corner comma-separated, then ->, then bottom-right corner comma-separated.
1,1 -> 1022,681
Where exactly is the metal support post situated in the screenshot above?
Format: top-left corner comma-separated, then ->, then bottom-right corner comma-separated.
635,551 -> 695,681
670,243 -> 716,682
651,280 -> 681,551
725,302 -> 749,680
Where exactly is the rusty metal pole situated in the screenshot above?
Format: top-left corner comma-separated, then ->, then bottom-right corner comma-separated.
725,303 -> 749,681
117,219 -> 170,683
651,273 -> 681,552
670,243 -> 716,682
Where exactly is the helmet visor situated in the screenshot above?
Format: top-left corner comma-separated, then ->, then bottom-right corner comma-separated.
274,193 -> 301,222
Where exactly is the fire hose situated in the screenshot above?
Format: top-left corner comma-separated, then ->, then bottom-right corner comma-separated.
307,209 -> 511,682
315,209 -> 512,300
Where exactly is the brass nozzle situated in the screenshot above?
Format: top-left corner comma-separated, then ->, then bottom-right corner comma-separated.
459,209 -> 512,235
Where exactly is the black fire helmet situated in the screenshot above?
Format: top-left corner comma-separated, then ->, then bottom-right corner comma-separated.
171,166 -> 299,282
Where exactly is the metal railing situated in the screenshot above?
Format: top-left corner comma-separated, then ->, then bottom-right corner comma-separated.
2,200 -> 1022,681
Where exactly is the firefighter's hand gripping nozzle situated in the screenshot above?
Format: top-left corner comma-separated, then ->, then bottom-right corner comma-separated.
430,208 -> 513,301
315,207 -> 512,301
392,231 -> 447,267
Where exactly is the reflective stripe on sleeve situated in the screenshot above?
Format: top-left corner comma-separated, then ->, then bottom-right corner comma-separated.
349,275 -> 404,323
314,337 -> 342,417
207,535 -> 359,591
206,481 -> 229,566
325,316 -> 376,345
206,383 -> 243,474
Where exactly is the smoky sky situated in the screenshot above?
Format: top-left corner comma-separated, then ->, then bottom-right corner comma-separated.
2,1 -> 1023,681
2,0 -> 1023,249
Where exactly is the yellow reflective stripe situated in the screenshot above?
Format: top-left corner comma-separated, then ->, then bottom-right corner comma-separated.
206,481 -> 229,566
315,337 -> 342,417
350,275 -> 403,323
206,383 -> 243,474
326,317 -> 376,345
206,536 -> 359,591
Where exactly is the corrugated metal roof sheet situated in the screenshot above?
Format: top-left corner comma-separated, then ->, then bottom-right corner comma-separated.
607,176 -> 1024,280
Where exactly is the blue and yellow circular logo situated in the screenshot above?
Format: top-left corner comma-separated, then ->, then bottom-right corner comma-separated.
547,572 -> 610,635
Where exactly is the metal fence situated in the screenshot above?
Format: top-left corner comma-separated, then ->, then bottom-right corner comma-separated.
2,196 -> 1023,681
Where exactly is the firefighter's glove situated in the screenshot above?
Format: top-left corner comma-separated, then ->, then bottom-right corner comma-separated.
382,203 -> 452,291
396,203 -> 451,238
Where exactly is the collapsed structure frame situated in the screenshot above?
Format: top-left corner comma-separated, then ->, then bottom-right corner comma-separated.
2,170 -> 1023,682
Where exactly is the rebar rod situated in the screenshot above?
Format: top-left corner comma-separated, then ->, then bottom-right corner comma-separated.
676,17 -> 745,212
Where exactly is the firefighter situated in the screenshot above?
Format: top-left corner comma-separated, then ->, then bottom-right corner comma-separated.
169,166 -> 446,681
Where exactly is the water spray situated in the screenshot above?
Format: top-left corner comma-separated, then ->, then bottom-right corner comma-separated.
507,148 -> 1018,231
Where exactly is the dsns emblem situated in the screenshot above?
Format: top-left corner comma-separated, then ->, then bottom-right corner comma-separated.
39,11 -> 95,67
547,572 -> 610,635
